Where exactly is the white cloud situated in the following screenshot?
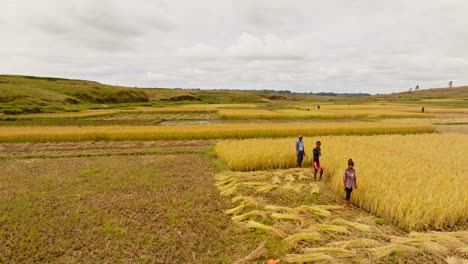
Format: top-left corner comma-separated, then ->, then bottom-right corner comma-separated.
1,0 -> 468,93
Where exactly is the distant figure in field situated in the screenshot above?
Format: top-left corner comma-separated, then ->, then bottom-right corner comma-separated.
422,107 -> 425,113
317,105 -> 320,110
343,159 -> 357,208
449,81 -> 453,88
295,135 -> 305,168
313,141 -> 324,181
307,107 -> 310,111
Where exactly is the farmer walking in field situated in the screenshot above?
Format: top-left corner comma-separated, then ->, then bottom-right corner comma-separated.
343,159 -> 357,208
295,135 -> 305,167
313,141 -> 324,180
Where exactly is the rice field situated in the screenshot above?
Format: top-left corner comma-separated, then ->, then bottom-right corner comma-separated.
0,122 -> 435,143
214,168 -> 468,263
215,134 -> 468,231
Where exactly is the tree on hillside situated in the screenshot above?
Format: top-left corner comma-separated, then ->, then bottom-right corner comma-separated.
449,81 -> 453,88
415,85 -> 420,90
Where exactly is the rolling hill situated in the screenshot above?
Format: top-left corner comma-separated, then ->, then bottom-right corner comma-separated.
1,75 -> 467,114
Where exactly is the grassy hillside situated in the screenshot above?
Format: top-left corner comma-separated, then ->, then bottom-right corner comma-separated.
0,75 -> 269,114
373,86 -> 468,107
1,75 -> 467,115
0,75 -> 150,114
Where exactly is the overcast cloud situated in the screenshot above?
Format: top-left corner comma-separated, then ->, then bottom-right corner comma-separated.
2,0 -> 468,93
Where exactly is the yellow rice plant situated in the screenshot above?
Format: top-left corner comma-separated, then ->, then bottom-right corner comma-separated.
294,205 -> 331,218
330,218 -> 372,232
301,247 -> 356,257
0,122 -> 435,143
310,184 -> 320,195
327,238 -> 382,248
369,244 -> 420,259
311,224 -> 350,234
264,205 -> 294,212
215,134 -> 468,231
271,213 -> 304,225
246,220 -> 287,238
457,246 -> 468,253
283,253 -> 333,263
217,109 -> 283,119
231,210 -> 268,222
445,256 -> 468,264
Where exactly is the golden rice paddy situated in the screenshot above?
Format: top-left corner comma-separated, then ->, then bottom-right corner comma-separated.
0,122 -> 435,143
215,134 -> 468,231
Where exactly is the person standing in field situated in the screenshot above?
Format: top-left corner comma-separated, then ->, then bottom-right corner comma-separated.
343,159 -> 357,208
313,141 -> 324,180
295,135 -> 305,167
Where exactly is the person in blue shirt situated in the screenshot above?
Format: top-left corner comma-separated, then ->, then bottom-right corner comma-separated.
295,135 -> 306,167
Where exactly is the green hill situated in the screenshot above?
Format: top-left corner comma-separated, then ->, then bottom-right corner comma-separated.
0,75 -> 269,114
1,75 -> 467,115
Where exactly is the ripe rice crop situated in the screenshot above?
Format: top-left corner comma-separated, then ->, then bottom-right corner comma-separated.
214,134 -> 468,231
0,122 -> 434,143
218,107 -> 431,119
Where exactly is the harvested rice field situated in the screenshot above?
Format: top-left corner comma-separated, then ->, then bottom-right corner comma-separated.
214,168 -> 468,263
0,141 -> 261,263
1,100 -> 467,263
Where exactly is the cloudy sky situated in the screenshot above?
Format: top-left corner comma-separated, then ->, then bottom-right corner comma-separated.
2,0 -> 468,93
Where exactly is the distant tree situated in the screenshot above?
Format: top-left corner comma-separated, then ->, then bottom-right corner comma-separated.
449,81 -> 453,88
415,85 -> 420,90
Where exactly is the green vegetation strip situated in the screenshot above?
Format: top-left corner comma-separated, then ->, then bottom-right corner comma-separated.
0,123 -> 436,143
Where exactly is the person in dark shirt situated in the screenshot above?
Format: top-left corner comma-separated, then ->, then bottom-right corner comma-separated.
343,159 -> 357,208
312,141 -> 324,181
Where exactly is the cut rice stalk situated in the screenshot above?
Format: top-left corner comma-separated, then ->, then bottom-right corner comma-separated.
316,205 -> 344,211
271,213 -> 304,225
295,205 -> 331,218
310,184 -> 320,195
271,175 -> 281,184
445,256 -> 468,264
369,243 -> 420,259
232,196 -> 261,206
283,253 -> 333,263
264,205 -> 293,212
302,247 -> 356,257
298,172 -> 309,181
285,174 -> 295,182
313,224 -> 350,234
232,210 -> 267,222
241,181 -> 269,187
409,231 -> 467,244
456,246 -> 468,253
284,232 -> 321,244
246,220 -> 287,238
233,241 -> 267,264
331,218 -> 372,232
328,238 -> 381,248
226,204 -> 246,215
391,236 -> 452,254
